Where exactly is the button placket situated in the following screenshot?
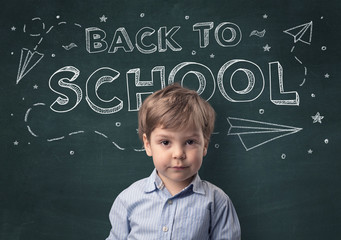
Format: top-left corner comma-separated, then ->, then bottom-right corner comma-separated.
159,198 -> 176,238
162,226 -> 168,232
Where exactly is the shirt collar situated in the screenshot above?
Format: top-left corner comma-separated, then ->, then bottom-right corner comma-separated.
144,169 -> 205,195
144,169 -> 161,193
191,173 -> 205,195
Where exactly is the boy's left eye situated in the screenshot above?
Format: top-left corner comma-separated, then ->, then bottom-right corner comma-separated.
186,140 -> 195,145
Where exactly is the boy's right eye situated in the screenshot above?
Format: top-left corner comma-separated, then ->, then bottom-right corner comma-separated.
161,140 -> 170,146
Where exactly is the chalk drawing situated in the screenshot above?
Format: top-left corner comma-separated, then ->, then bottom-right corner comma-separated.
16,48 -> 44,84
193,22 -> 242,48
127,66 -> 166,111
47,136 -> 65,142
227,117 -> 302,151
16,16 -> 83,83
49,66 -> 83,113
99,15 -> 108,22
263,44 -> 271,51
85,67 -> 124,114
169,62 -> 216,101
94,131 -> 108,138
214,22 -> 242,47
311,112 -> 324,124
249,29 -> 266,38
217,59 -> 265,103
135,27 -> 157,54
193,22 -> 214,48
13,14 -> 326,156
269,61 -> 300,106
283,21 -> 313,45
62,43 -> 78,50
112,141 -> 125,151
24,103 -> 46,137
69,131 -> 85,136
283,22 -> 313,87
27,125 -> 38,137
24,102 -> 130,150
134,148 -> 146,152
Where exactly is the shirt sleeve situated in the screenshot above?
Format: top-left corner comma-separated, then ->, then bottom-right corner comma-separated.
210,193 -> 241,240
105,195 -> 130,240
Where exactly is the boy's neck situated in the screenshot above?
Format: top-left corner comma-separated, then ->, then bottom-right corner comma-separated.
158,173 -> 196,196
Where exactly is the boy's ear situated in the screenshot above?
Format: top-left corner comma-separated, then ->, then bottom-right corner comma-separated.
203,141 -> 208,156
143,134 -> 152,157
203,147 -> 207,156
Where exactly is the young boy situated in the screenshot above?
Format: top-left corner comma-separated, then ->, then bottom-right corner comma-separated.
106,84 -> 241,240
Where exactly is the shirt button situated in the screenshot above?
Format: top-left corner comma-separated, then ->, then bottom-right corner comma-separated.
168,200 -> 173,205
162,226 -> 168,232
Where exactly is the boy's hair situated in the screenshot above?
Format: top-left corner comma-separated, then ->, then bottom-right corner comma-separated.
138,84 -> 216,143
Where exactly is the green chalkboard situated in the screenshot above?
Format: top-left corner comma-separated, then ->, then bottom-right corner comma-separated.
1,0 -> 341,239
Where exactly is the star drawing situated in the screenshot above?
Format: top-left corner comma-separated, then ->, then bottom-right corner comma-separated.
311,112 -> 324,124
263,44 -> 271,51
99,15 -> 108,22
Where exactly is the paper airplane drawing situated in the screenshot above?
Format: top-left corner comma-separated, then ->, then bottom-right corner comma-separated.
227,117 -> 302,151
16,48 -> 44,84
283,21 -> 313,45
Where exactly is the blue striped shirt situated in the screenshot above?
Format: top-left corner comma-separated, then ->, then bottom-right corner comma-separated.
106,169 -> 241,240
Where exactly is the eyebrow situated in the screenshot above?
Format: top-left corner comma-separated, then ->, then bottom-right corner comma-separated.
154,133 -> 201,139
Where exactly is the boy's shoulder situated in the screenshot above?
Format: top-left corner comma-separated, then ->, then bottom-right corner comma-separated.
199,178 -> 231,201
115,175 -> 152,200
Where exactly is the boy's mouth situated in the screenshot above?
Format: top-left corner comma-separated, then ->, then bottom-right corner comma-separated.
172,166 -> 188,170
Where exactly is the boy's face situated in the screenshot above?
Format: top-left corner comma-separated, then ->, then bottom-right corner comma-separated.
143,125 -> 208,193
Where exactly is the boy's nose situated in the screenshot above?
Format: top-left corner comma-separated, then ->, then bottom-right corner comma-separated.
172,145 -> 185,160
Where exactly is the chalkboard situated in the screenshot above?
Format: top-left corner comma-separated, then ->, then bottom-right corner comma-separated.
1,0 -> 341,239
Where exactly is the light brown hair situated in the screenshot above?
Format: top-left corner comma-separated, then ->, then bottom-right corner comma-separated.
138,84 -> 216,144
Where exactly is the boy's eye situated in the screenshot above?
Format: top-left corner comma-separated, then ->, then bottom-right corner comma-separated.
161,140 -> 170,146
186,140 -> 195,145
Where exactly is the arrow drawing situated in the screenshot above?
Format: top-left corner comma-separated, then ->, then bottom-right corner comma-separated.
283,21 -> 313,45
227,117 -> 302,151
16,48 -> 44,84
